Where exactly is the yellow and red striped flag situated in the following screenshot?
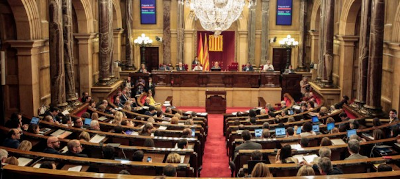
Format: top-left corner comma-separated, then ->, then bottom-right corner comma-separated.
197,33 -> 204,67
203,34 -> 210,71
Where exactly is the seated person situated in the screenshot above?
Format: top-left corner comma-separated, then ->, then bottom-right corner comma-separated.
234,130 -> 262,153
344,139 -> 368,160
102,146 -> 115,159
263,60 -> 274,71
145,106 -> 157,116
132,150 -> 144,161
242,62 -> 254,72
317,157 -> 343,175
176,62 -> 186,71
284,65 -> 295,74
275,144 -> 298,164
43,136 -> 61,154
65,140 -> 88,157
294,122 -> 316,137
139,63 -> 148,73
193,63 -> 203,71
211,62 -> 221,70
163,164 -> 177,177
159,64 -> 170,71
140,123 -> 154,136
192,56 -> 200,65
39,161 -> 56,169
166,153 -> 181,163
3,129 -> 21,149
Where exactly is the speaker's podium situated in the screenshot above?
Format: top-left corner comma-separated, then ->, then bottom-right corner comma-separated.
206,91 -> 226,114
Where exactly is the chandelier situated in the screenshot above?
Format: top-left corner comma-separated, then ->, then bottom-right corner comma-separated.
181,0 -> 250,36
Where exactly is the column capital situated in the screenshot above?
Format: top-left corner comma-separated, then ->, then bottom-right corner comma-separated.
113,28 -> 124,34
308,30 -> 319,36
336,35 -> 359,42
385,42 -> 400,51
6,40 -> 46,56
74,33 -> 96,44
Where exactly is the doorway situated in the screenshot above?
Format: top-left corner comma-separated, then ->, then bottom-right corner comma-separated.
143,47 -> 159,72
273,48 -> 291,74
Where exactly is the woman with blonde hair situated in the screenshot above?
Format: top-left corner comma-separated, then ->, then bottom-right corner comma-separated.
251,163 -> 272,177
91,112 -> 99,121
296,165 -> 315,176
18,140 -> 32,151
166,153 -> 181,163
5,156 -> 19,165
123,101 -> 132,111
113,111 -> 124,125
170,117 -> 179,124
78,131 -> 91,142
325,117 -> 335,125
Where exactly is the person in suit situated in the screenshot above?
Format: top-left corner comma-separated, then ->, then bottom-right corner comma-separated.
135,77 -> 146,95
193,63 -> 203,71
192,56 -> 200,65
125,76 -> 135,97
139,63 -> 148,73
263,60 -> 274,71
344,140 -> 368,160
211,62 -> 221,70
234,130 -> 262,154
146,77 -> 156,97
242,62 -> 254,72
176,62 -> 186,71
3,129 -> 21,149
159,64 -> 170,71
65,140 -> 88,157
43,136 -> 61,154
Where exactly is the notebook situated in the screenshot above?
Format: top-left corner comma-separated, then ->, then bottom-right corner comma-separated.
30,117 -> 40,124
89,134 -> 106,143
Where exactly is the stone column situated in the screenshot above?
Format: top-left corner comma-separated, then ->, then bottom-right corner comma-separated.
238,31 -> 249,67
337,36 -> 358,99
125,0 -> 135,70
8,40 -> 45,117
247,1 -> 256,64
98,0 -> 113,85
322,0 -> 334,87
49,0 -> 67,107
353,0 -> 372,108
62,0 -> 77,103
260,0 -> 270,65
163,0 -> 171,64
74,33 -> 95,95
364,0 -> 385,115
309,31 -> 319,80
177,0 -> 185,63
297,0 -> 307,71
317,0 -> 325,82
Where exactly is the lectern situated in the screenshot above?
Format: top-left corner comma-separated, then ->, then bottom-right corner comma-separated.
206,91 -> 226,114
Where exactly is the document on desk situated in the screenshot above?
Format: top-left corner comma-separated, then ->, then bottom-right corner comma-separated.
331,139 -> 346,145
17,157 -> 33,166
89,134 -> 106,143
58,131 -> 72,139
51,129 -> 65,137
292,155 -> 305,163
180,155 -> 185,163
61,146 -> 68,153
68,165 -> 82,172
158,126 -> 167,130
33,163 -> 41,168
303,154 -> 318,164
98,116 -> 108,121
290,144 -> 303,151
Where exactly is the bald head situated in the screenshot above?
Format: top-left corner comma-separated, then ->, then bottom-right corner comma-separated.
47,136 -> 60,149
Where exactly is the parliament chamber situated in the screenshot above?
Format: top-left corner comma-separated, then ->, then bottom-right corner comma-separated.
1,0 -> 400,178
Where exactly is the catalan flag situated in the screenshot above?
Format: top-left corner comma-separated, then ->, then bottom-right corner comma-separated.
203,34 -> 210,71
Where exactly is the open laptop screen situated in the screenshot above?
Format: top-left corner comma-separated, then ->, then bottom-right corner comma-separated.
31,117 -> 40,124
255,129 -> 263,138
275,128 -> 286,136
312,125 -> 320,133
84,118 -> 92,126
347,129 -> 357,138
312,116 -> 319,123
327,123 -> 334,131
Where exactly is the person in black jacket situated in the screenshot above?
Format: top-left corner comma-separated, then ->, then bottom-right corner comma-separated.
43,136 -> 61,154
65,140 -> 88,157
317,157 -> 343,175
3,129 -> 21,149
146,77 -> 156,97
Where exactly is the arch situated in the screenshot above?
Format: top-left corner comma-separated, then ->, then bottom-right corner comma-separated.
112,0 -> 123,28
339,0 -> 362,35
7,0 -> 41,40
393,3 -> 400,42
72,0 -> 94,33
310,0 -> 321,30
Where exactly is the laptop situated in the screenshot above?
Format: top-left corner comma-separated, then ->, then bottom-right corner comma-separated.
191,128 -> 196,137
327,123 -> 335,131
254,129 -> 263,138
296,126 -> 302,134
31,117 -> 40,125
84,118 -> 92,126
312,116 -> 320,124
288,109 -> 294,115
312,125 -> 320,134
347,129 -> 357,138
275,127 -> 286,137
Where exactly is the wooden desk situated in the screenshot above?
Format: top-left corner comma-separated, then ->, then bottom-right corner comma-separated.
206,91 -> 226,114
140,71 -> 281,88
144,153 -> 165,163
61,164 -> 90,172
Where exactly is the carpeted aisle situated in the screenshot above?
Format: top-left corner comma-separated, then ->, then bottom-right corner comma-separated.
176,107 -> 251,177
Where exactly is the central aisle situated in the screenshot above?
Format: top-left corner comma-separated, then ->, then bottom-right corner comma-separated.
176,107 -> 250,177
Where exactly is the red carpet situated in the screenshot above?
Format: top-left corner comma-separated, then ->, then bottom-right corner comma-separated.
176,106 -> 251,177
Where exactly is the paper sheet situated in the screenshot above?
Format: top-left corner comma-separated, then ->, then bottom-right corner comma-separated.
17,157 -> 33,166
331,139 -> 346,146
68,165 -> 82,172
89,134 -> 106,143
303,154 -> 318,164
51,129 -> 65,137
180,155 -> 185,163
158,126 -> 167,130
